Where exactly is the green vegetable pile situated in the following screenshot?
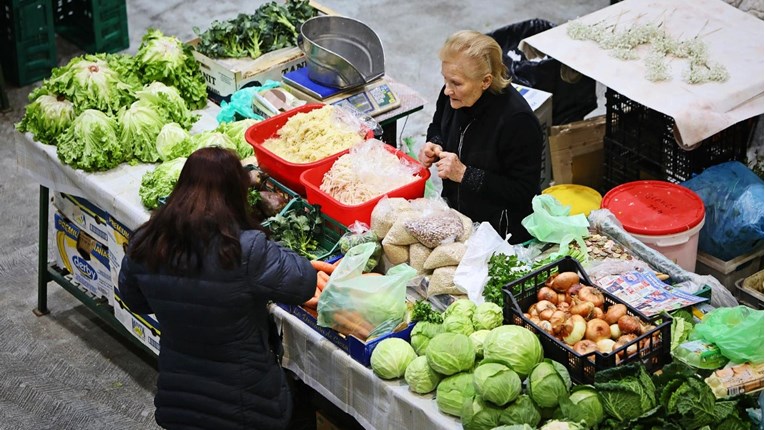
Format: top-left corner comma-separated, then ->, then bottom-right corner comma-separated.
264,202 -> 323,259
193,0 -> 317,59
483,253 -> 532,307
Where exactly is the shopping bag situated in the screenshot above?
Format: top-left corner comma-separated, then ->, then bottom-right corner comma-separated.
690,305 -> 764,364
521,194 -> 590,257
453,222 -> 515,304
317,242 -> 416,340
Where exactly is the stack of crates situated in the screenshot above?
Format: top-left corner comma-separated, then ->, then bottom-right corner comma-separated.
0,0 -> 57,86
53,0 -> 129,54
601,88 -> 758,193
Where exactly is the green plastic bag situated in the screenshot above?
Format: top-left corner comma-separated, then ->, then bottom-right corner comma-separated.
215,80 -> 282,123
690,305 -> 764,364
317,242 -> 416,339
521,195 -> 590,255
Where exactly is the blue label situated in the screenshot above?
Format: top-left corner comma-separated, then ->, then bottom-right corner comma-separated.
72,256 -> 97,280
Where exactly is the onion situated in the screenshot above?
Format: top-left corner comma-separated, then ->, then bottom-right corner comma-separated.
590,307 -> 605,320
567,283 -> 583,297
570,301 -> 594,319
537,286 -> 558,304
557,301 -> 571,312
561,315 -> 587,345
617,315 -> 641,334
596,338 -> 616,353
614,334 -> 638,358
605,303 -> 627,324
573,340 -> 598,361
610,324 -> 622,340
552,272 -> 580,293
557,293 -> 569,305
585,318 -> 611,342
537,320 -> 554,335
577,286 -> 605,308
549,310 -> 568,334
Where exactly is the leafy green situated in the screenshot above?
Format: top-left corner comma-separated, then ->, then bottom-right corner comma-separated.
404,355 -> 442,394
473,363 -> 522,407
499,395 -> 542,428
155,122 -> 193,162
484,253 -> 531,306
265,203 -> 323,259
370,337 -> 416,380
528,360 -> 571,409
436,372 -> 475,417
135,82 -> 199,130
410,321 -> 444,356
134,29 -> 208,110
139,157 -> 187,209
16,94 -> 75,145
670,311 -> 695,351
118,101 -> 165,163
193,0 -> 318,59
482,325 -> 543,379
57,109 -> 129,172
426,332 -> 475,376
472,302 -> 504,331
559,385 -> 605,428
215,119 -> 259,159
411,300 -> 443,324
461,396 -> 502,430
594,362 -> 657,423
189,130 -> 239,156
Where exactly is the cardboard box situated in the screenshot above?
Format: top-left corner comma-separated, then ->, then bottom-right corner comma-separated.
514,83 -> 553,190
113,288 -> 161,355
107,215 -> 132,293
287,304 -> 415,367
549,115 -> 605,190
52,192 -> 110,245
189,0 -> 335,104
53,212 -> 112,304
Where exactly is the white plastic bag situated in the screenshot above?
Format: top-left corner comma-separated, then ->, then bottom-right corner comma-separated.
453,222 -> 514,304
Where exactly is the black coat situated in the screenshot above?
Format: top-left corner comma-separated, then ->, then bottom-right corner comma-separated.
427,86 -> 543,243
119,230 -> 316,430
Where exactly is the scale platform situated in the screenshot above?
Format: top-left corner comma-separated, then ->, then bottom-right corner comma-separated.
283,67 -> 400,117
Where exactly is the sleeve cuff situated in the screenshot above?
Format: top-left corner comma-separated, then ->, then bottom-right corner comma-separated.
462,166 -> 484,191
429,135 -> 444,145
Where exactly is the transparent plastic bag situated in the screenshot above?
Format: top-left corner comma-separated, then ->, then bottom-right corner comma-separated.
453,222 -> 515,304
404,197 -> 464,248
521,194 -> 590,254
317,243 -> 416,339
690,305 -> 764,364
338,221 -> 381,272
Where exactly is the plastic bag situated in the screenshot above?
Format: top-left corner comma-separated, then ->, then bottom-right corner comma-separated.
521,194 -> 590,254
338,221 -> 381,272
317,243 -> 416,339
216,80 -> 283,123
404,198 -> 464,248
681,161 -> 764,261
690,305 -> 764,364
453,222 -> 514,304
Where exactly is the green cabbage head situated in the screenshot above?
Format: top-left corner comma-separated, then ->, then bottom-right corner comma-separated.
539,420 -> 586,430
444,299 -> 477,320
472,302 -> 503,331
469,330 -> 490,357
473,363 -> 522,407
436,372 -> 475,417
482,325 -> 543,378
499,395 -> 541,428
410,321 -> 444,356
559,385 -> 604,428
426,332 -> 475,376
528,359 -> 572,409
370,338 -> 417,380
404,355 -> 442,394
443,314 -> 475,336
490,425 -> 534,430
461,396 -> 502,430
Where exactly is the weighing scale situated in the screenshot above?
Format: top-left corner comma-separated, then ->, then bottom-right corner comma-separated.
283,66 -> 400,117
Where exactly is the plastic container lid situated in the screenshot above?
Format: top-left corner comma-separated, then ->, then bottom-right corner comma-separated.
542,184 -> 602,216
601,180 -> 705,236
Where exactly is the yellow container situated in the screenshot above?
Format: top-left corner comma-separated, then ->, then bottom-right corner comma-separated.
542,184 -> 602,216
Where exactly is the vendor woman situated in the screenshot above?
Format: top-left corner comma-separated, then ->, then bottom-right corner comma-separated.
418,30 -> 543,244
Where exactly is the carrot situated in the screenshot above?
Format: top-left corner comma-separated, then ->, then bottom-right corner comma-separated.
317,271 -> 330,291
311,260 -> 335,274
332,310 -> 372,340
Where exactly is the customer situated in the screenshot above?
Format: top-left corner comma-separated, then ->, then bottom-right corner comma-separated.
419,30 -> 543,244
119,147 -> 316,430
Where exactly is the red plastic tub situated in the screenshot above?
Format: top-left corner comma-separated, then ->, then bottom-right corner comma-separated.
300,145 -> 430,226
245,103 -> 371,195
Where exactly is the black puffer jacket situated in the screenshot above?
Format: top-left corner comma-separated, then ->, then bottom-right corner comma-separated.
118,229 -> 315,430
427,87 -> 543,243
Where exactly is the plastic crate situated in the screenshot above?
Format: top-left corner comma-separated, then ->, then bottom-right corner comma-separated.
0,0 -> 57,86
300,144 -> 430,227
245,103 -> 373,195
262,198 -> 348,261
502,256 -> 672,384
696,248 -> 764,292
53,0 -> 128,54
602,88 -> 757,193
734,272 -> 764,309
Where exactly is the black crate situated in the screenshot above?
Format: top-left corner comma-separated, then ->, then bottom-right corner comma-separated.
53,0 -> 128,54
501,256 -> 672,384
0,0 -> 57,86
602,88 -> 757,193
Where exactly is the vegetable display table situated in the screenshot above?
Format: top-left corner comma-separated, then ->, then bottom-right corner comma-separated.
16,96 -> 444,430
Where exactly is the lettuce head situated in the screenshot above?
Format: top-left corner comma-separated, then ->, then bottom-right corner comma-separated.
135,82 -> 199,130
215,118 -> 258,159
57,109 -> 129,171
118,101 -> 166,163
16,94 -> 75,145
190,130 -> 238,156
139,157 -> 187,209
156,122 -> 193,162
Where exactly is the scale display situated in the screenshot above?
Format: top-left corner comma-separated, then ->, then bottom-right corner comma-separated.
283,68 -> 401,117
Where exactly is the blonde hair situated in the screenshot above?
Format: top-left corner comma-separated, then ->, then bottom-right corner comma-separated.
439,30 -> 510,93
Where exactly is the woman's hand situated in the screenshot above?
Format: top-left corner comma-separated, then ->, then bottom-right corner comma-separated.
418,141 -> 443,168
435,151 -> 467,182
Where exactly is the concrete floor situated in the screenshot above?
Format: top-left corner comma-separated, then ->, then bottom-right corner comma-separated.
0,0 -> 705,428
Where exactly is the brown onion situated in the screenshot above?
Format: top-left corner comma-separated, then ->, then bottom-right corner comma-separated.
604,303 -> 628,324
549,310 -> 568,334
596,338 -> 616,353
590,307 -> 605,320
567,283 -> 583,297
617,315 -> 641,334
585,318 -> 611,342
557,301 -> 571,312
561,315 -> 587,345
537,286 -> 558,304
578,286 -> 605,308
552,272 -> 580,293
610,324 -> 622,340
573,340 -> 598,361
570,301 -> 595,319
557,293 -> 569,305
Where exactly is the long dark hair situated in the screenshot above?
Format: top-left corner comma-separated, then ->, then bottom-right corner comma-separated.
129,147 -> 258,273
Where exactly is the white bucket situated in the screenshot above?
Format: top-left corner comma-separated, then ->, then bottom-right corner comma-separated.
630,216 -> 705,272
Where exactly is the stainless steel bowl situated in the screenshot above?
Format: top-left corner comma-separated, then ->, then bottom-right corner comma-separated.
298,16 -> 385,89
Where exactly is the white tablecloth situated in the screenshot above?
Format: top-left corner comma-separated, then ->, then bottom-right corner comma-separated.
519,0 -> 764,148
15,106 -> 459,430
